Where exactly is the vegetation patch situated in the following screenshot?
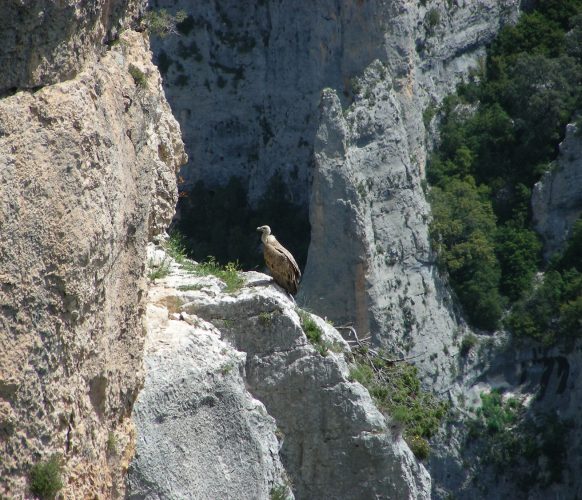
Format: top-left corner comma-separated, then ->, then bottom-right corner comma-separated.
148,256 -> 171,281
163,232 -> 245,293
107,431 -> 117,455
466,389 -> 571,491
128,64 -> 148,88
348,347 -> 449,459
142,9 -> 187,38
460,333 -> 478,356
29,454 -> 63,500
427,0 -> 582,334
506,217 -> 582,345
298,309 -> 329,356
270,482 -> 292,500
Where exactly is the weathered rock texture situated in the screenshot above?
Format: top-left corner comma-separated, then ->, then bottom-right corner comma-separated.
0,27 -> 185,497
127,251 -> 289,499
0,0 -> 143,95
150,0 -> 519,388
127,245 -> 431,499
532,122 -> 582,259
430,337 -> 582,500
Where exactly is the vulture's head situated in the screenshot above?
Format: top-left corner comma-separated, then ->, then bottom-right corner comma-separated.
256,225 -> 271,236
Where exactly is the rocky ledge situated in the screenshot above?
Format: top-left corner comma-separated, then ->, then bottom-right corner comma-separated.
126,242 -> 431,499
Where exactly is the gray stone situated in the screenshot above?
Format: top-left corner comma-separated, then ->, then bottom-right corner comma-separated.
532,122 -> 582,259
127,270 -> 289,499
128,246 -> 430,499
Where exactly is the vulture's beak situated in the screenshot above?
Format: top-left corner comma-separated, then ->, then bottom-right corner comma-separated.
256,227 -> 262,232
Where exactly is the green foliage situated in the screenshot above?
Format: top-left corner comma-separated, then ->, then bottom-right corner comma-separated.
148,257 -> 171,281
107,432 -> 117,455
467,390 -> 571,490
29,454 -> 63,500
270,484 -> 292,500
349,348 -> 449,460
164,231 -> 244,293
259,311 -> 273,326
407,434 -> 430,460
428,1 -> 582,333
298,310 -> 329,356
426,8 -> 441,31
195,257 -> 245,293
459,333 -> 478,356
175,175 -> 309,271
495,226 -> 542,300
128,64 -> 147,87
142,9 -> 187,38
429,178 -> 503,329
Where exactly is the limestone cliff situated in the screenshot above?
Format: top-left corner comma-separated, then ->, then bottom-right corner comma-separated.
532,122 -> 582,260
127,244 -> 431,499
150,0 -> 520,388
0,0 -> 143,95
0,19 -> 185,499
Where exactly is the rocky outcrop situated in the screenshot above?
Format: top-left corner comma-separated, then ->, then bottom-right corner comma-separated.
127,251 -> 289,499
150,0 -> 519,388
0,27 -> 186,497
532,122 -> 582,259
0,0 -> 143,95
127,244 -> 431,499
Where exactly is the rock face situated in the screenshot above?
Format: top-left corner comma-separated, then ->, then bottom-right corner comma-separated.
127,253 -> 289,499
532,122 -> 582,259
430,338 -> 582,500
127,245 -> 431,499
150,0 -> 519,387
0,26 -> 186,498
0,0 -> 143,95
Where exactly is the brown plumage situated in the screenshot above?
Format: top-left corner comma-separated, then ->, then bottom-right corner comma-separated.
257,225 -> 301,295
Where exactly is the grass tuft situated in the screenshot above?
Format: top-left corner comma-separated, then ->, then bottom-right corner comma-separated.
29,454 -> 63,500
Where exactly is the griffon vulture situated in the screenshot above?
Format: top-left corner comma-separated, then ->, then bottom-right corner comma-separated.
256,225 -> 301,295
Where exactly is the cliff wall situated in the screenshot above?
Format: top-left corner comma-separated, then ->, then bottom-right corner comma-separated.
151,0 -> 520,388
0,8 -> 186,496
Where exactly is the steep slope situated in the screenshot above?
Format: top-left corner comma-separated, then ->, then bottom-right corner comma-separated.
0,19 -> 186,499
127,244 -> 431,499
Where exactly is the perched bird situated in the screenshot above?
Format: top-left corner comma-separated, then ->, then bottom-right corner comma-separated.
256,225 -> 301,295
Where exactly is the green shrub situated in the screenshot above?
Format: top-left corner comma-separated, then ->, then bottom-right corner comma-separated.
460,334 -> 478,356
107,431 -> 117,455
407,435 -> 430,460
349,348 -> 449,459
298,309 -> 329,356
148,256 -> 171,281
426,8 -> 441,31
163,231 -> 245,293
467,391 -> 571,490
270,483 -> 292,500
195,257 -> 245,293
29,454 -> 63,500
259,311 -> 273,326
128,64 -> 147,87
142,9 -> 187,38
